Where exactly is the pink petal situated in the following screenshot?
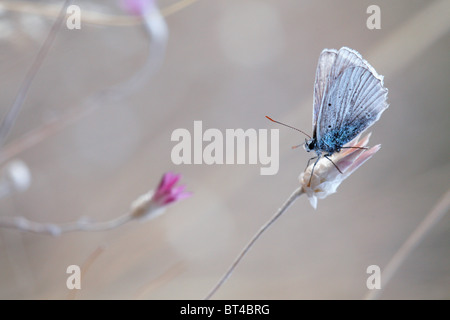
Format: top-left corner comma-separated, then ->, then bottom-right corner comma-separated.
163,196 -> 176,205
156,172 -> 169,190
152,172 -> 191,205
171,185 -> 186,196
353,132 -> 372,148
121,0 -> 154,16
156,172 -> 179,194
154,173 -> 170,198
335,148 -> 365,172
347,145 -> 381,174
165,173 -> 181,191
340,133 -> 371,157
163,189 -> 192,205
176,191 -> 192,201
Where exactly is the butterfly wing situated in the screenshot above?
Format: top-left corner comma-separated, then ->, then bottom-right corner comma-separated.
329,47 -> 384,80
312,47 -> 384,135
313,49 -> 338,137
316,65 -> 388,153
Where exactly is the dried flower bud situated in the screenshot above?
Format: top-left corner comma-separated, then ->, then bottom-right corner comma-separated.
300,134 -> 380,209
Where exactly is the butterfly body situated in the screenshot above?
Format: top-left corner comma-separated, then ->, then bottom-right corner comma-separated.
305,121 -> 360,154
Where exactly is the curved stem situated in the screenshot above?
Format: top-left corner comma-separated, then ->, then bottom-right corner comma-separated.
0,212 -> 134,236
92,5 -> 168,104
205,186 -> 304,300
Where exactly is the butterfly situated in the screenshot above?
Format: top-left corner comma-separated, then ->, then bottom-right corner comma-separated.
267,47 -> 388,182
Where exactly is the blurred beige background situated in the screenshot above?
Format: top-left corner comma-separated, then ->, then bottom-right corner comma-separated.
0,0 -> 449,299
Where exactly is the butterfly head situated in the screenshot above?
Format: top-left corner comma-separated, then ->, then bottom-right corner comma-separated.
304,138 -> 316,152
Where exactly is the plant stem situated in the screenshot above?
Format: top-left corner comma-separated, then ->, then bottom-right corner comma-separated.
0,212 -> 134,236
205,186 -> 304,300
0,1 -> 168,165
364,189 -> 450,300
0,0 -> 73,150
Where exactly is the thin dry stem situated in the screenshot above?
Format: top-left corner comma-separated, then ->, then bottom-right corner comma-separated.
0,1 -> 168,165
364,189 -> 450,300
0,0 -> 73,150
205,186 -> 304,300
0,212 -> 134,236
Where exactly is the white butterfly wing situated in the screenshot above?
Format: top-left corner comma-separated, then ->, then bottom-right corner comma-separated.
313,49 -> 338,135
330,47 -> 384,83
313,47 -> 382,134
316,65 -> 388,152
312,47 -> 388,152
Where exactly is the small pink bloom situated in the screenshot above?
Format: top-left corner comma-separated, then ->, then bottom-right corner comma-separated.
131,172 -> 191,221
299,133 -> 380,209
152,172 -> 192,205
120,0 -> 155,16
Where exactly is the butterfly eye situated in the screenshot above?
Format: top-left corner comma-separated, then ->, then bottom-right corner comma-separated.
304,139 -> 315,152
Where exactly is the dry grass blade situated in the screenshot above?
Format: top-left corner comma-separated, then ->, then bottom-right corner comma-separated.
364,189 -> 450,300
0,0 -> 74,150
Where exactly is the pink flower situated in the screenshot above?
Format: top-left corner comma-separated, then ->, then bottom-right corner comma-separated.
152,172 -> 192,205
120,0 -> 155,16
131,172 -> 191,221
299,133 -> 380,209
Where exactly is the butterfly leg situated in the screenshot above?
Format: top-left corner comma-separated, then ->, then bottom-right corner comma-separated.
340,146 -> 368,150
308,156 -> 321,187
324,154 -> 343,174
305,156 -> 318,172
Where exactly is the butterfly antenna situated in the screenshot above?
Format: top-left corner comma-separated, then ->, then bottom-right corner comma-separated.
265,116 -> 311,139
